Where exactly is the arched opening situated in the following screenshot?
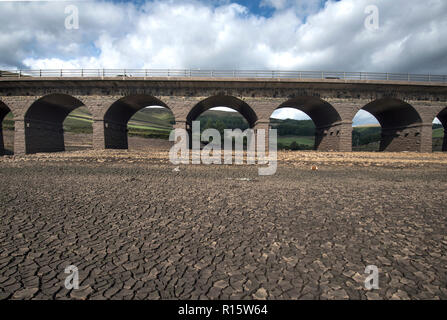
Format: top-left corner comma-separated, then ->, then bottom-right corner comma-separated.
269,97 -> 342,151
352,110 -> 381,151
0,101 -> 14,155
24,94 -> 92,154
270,108 -> 315,150
186,96 -> 257,149
104,95 -> 174,150
359,98 -> 422,152
433,107 -> 447,152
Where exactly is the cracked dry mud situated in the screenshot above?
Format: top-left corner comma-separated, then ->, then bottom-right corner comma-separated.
0,149 -> 446,300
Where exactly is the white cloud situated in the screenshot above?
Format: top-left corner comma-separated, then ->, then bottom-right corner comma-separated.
0,0 -> 446,75
271,108 -> 311,120
352,110 -> 379,127
210,107 -> 237,112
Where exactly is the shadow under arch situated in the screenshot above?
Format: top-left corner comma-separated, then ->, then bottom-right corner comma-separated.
434,106 -> 447,152
103,94 -> 173,149
0,100 -> 13,155
273,96 -> 342,151
24,93 -> 87,154
360,98 -> 422,151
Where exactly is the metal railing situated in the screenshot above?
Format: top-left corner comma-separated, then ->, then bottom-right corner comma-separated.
0,69 -> 446,83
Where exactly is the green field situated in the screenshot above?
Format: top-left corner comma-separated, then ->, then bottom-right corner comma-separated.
62,107 -> 93,133
277,135 -> 314,150
277,136 -> 314,145
2,112 -> 14,130
432,126 -> 445,151
433,127 -> 444,138
128,107 -> 174,130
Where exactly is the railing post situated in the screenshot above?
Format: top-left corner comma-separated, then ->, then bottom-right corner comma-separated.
19,70 -> 21,78
60,69 -> 62,77
81,69 -> 83,77
102,69 -> 104,78
40,69 -> 42,77
386,73 -> 389,80
321,71 -> 324,79
408,73 -> 410,81
428,73 -> 431,82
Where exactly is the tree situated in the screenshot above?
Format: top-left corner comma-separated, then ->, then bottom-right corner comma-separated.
290,141 -> 299,150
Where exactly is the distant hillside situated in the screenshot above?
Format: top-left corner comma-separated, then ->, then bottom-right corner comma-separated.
128,107 -> 175,130
432,124 -> 445,151
432,124 -> 444,138
198,110 -> 249,131
2,112 -> 14,130
270,118 -> 315,150
63,107 -> 93,133
352,126 -> 381,149
270,118 -> 315,136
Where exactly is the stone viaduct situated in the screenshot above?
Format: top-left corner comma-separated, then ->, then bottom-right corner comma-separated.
0,77 -> 446,155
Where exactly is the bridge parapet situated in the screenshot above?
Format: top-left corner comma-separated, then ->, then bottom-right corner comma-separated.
1,69 -> 447,84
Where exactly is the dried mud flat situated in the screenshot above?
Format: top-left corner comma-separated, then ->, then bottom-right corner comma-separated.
1,148 -> 447,300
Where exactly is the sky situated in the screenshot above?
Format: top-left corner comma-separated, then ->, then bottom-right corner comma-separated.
1,0 -> 446,125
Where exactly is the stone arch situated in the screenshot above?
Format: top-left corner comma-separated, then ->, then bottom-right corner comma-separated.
434,106 -> 447,152
186,95 -> 258,128
185,95 -> 258,149
103,94 -> 173,149
271,96 -> 343,151
0,100 -> 11,121
0,100 -> 13,155
24,94 -> 90,154
359,98 -> 423,152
